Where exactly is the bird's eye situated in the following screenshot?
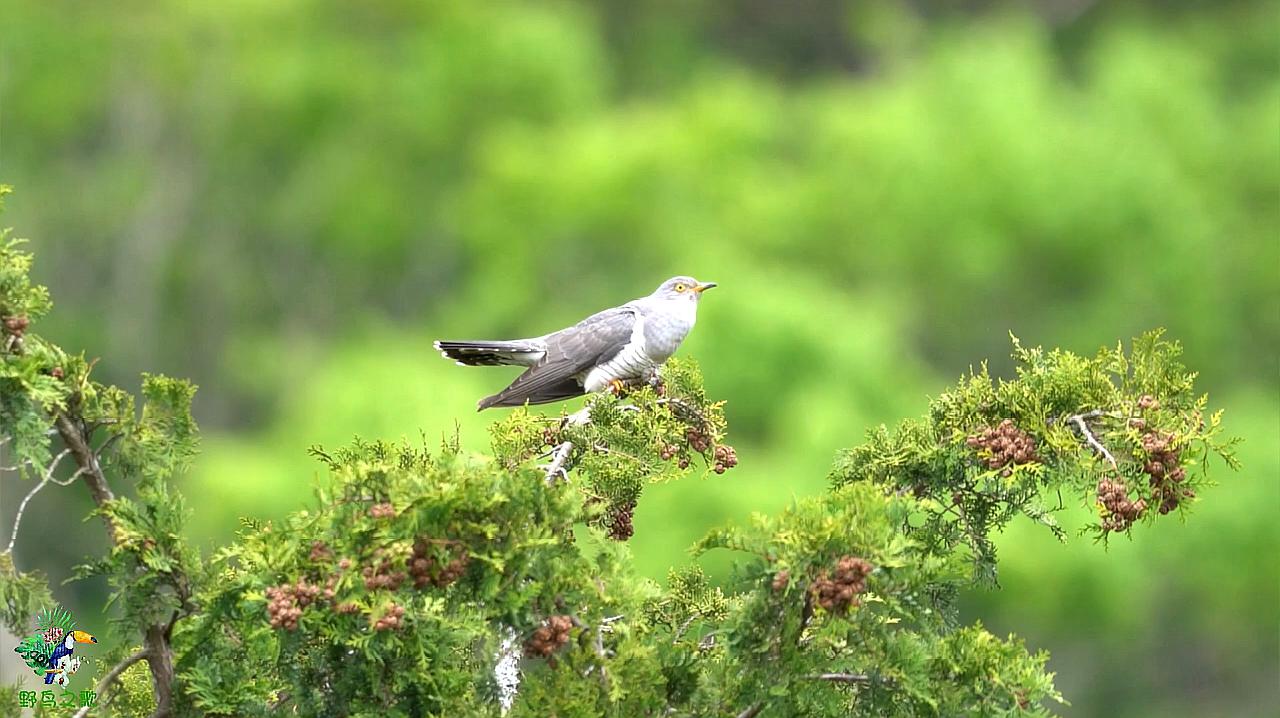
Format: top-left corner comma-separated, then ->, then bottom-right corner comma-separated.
674,283 -> 686,293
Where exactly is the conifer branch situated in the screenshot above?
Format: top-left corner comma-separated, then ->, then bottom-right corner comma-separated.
71,647 -> 152,718
53,402 -> 178,717
53,410 -> 118,541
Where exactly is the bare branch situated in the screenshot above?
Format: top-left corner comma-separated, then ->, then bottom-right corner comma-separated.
71,648 -> 151,718
541,441 -> 573,484
3,449 -> 72,554
50,465 -> 92,487
673,613 -> 699,644
805,672 -> 872,684
592,621 -> 612,691
95,432 -> 124,460
736,701 -> 765,718
1066,411 -> 1119,470
494,625 -> 522,715
657,396 -> 707,426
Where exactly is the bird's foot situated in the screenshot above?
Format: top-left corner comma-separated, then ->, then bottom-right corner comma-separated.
606,379 -> 627,396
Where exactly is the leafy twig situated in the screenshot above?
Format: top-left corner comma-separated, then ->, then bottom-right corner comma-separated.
71,647 -> 152,718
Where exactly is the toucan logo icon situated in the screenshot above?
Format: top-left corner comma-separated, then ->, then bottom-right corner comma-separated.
13,606 -> 99,687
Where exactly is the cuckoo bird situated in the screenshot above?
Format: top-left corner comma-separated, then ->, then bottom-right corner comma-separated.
435,276 -> 716,410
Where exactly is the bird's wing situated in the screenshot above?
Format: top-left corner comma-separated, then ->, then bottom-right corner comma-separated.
478,307 -> 636,409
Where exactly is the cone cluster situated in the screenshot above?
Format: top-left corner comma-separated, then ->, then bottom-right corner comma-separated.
606,500 -> 636,540
684,426 -> 710,453
1141,428 -> 1192,515
712,444 -> 738,474
525,615 -> 574,658
367,502 -> 396,519
267,580 -> 325,630
362,548 -> 408,591
966,419 -> 1040,476
1096,476 -> 1146,532
3,314 -> 28,336
372,603 -> 406,631
309,540 -> 333,562
666,427 -> 738,475
409,537 -> 470,588
542,426 -> 560,447
810,556 -> 874,613
771,570 -> 790,593
42,626 -> 65,645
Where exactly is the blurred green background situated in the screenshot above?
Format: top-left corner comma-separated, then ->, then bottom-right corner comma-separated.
1,1 -> 1277,715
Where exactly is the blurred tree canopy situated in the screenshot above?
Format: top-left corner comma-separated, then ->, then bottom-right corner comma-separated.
1,1 -> 1276,717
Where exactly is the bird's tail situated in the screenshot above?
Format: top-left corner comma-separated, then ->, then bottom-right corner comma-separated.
434,340 -> 545,367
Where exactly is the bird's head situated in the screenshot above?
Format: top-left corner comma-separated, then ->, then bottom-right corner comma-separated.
69,631 -> 96,645
653,276 -> 717,303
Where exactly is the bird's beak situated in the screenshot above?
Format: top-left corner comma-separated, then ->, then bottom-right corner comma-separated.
693,282 -> 717,294
72,631 -> 97,644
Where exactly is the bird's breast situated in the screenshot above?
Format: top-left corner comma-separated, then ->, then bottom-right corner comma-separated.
640,306 -> 694,361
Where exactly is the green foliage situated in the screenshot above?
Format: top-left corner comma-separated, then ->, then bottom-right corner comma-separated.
0,552 -> 54,637
100,650 -> 158,717
2,193 -> 202,712
489,357 -> 734,540
831,331 -> 1239,584
0,205 -> 1241,715
3,4 -> 1275,715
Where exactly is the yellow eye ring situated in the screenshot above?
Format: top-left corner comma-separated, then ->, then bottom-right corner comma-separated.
674,283 -> 686,293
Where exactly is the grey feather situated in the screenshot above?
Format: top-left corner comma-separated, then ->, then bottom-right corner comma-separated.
477,308 -> 636,410
434,340 -> 545,367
